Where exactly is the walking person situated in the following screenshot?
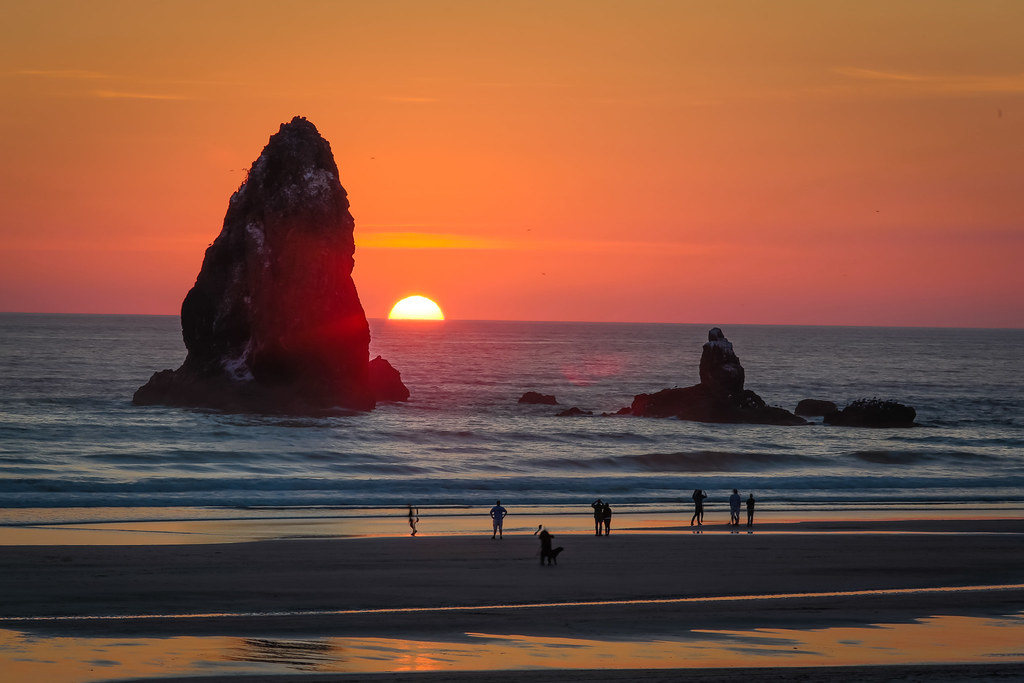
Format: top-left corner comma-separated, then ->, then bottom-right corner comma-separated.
407,503 -> 419,536
746,493 -> 756,527
690,489 -> 707,526
729,489 -> 741,526
490,500 -> 508,539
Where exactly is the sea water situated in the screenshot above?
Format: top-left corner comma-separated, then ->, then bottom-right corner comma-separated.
0,314 -> 1021,529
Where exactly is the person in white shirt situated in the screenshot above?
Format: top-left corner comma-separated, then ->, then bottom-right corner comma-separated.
729,489 -> 741,526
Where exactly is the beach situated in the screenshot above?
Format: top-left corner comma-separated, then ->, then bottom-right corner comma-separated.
2,517 -> 1024,681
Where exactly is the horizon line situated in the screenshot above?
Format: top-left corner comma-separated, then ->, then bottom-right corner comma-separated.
0,311 -> 1020,331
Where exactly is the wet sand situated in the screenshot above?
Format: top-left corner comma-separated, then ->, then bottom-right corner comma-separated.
2,519 -> 1023,680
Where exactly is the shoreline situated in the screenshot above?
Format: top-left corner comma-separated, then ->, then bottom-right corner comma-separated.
1,508 -> 1022,546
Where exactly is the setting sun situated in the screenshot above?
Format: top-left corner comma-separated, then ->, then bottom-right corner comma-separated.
388,295 -> 445,321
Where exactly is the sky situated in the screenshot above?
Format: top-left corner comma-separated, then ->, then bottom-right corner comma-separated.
1,0 -> 1022,327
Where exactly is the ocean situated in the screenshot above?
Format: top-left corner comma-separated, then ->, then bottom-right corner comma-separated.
0,314 -> 1022,531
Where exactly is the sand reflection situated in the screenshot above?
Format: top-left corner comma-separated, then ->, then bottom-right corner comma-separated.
2,612 -> 1023,681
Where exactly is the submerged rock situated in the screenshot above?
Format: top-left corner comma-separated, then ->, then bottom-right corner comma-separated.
556,406 -> 593,417
824,398 -> 916,427
134,117 -> 407,413
519,391 -> 558,405
624,328 -> 805,425
368,355 -> 410,403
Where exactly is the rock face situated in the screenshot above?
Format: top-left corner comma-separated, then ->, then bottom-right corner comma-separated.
795,399 -> 839,417
824,398 -> 916,427
519,391 -> 558,405
698,327 -> 745,395
134,117 -> 406,413
626,328 -> 805,425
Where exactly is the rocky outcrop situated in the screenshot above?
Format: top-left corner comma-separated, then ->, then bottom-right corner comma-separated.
368,356 -> 410,403
795,399 -> 839,417
519,391 -> 558,405
824,398 -> 916,427
134,117 -> 407,413
629,385 -> 805,425
624,328 -> 805,425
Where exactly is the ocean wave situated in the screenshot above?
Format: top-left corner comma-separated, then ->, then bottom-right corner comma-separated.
3,473 -> 1024,511
851,450 -> 1000,465
545,431 -> 658,445
0,475 -> 431,496
537,451 -> 814,472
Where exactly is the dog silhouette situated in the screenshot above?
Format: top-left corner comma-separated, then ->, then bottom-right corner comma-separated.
535,525 -> 564,565
542,545 -> 564,565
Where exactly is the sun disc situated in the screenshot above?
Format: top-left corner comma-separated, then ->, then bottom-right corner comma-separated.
388,295 -> 445,320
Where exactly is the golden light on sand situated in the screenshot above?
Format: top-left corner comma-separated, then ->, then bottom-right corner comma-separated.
388,296 -> 444,321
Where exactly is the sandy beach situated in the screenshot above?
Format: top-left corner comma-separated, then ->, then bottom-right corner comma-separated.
2,518 -> 1023,681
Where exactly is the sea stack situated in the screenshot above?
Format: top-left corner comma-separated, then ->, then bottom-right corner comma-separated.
698,327 -> 745,396
134,117 -> 406,413
625,328 -> 805,425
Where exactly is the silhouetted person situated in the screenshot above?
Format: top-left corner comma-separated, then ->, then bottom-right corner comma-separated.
602,501 -> 612,535
729,489 -> 741,526
408,504 -> 419,536
534,524 -> 563,565
747,494 -> 755,527
490,500 -> 507,539
591,499 -> 604,536
690,489 -> 707,526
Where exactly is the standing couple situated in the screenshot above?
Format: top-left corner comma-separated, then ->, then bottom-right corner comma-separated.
591,498 -> 612,535
730,489 -> 756,527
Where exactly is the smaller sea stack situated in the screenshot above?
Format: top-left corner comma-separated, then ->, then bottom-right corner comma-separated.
626,328 -> 804,425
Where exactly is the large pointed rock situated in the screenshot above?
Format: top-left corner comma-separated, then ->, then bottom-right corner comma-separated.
135,117 -> 405,413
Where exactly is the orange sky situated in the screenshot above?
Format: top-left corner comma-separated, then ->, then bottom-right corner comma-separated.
1,1 -> 1021,326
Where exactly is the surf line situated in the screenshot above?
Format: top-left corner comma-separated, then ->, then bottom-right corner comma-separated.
4,583 -> 1024,624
